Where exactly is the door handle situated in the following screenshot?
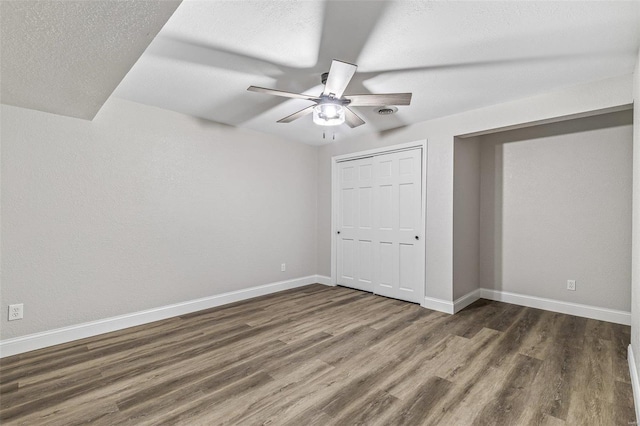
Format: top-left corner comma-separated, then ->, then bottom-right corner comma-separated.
337,231 -> 341,234
415,236 -> 419,240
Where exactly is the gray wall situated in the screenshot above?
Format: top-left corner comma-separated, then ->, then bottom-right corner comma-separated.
1,98 -> 318,339
453,137 -> 481,299
478,110 -> 633,311
1,72 -> 633,343
317,75 -> 632,304
631,48 -> 640,393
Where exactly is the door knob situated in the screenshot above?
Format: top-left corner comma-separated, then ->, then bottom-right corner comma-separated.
337,231 -> 341,234
415,236 -> 419,240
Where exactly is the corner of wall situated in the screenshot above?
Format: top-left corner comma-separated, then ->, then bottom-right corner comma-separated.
629,46 -> 640,422
314,144 -> 320,278
452,136 -> 482,300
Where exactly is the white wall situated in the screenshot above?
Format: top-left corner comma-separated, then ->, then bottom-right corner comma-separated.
453,137 -> 481,300
317,74 -> 633,304
1,98 -> 318,340
478,111 -> 633,311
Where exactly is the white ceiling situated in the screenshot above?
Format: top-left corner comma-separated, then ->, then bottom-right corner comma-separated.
2,1 -> 639,144
0,0 -> 181,120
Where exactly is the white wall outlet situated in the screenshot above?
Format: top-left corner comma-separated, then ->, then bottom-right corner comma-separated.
281,263 -> 286,272
8,304 -> 23,321
567,280 -> 576,291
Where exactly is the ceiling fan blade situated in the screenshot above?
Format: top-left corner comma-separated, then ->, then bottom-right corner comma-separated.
345,93 -> 412,106
323,60 -> 357,98
316,1 -> 388,68
247,86 -> 319,101
344,107 -> 365,128
277,105 -> 316,123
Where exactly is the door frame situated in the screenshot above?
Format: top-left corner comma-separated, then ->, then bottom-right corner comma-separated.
330,140 -> 428,304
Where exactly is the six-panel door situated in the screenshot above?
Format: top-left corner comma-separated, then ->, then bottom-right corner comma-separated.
337,157 -> 375,293
337,149 -> 423,303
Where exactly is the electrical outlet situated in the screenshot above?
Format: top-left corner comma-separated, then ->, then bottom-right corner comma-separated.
8,304 -> 23,321
567,280 -> 576,291
281,263 -> 286,272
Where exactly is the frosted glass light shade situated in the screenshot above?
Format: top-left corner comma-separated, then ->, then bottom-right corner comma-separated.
313,103 -> 345,126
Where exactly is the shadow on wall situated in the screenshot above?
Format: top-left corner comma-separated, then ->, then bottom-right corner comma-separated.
475,109 -> 632,309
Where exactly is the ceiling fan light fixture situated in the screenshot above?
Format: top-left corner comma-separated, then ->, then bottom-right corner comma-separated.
313,103 -> 345,126
247,59 -> 412,129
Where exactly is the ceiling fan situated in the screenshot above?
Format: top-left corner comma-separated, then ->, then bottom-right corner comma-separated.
247,59 -> 412,128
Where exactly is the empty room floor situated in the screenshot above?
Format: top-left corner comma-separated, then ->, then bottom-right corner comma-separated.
0,284 -> 634,425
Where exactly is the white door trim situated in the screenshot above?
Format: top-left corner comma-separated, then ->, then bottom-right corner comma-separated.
330,140 -> 428,304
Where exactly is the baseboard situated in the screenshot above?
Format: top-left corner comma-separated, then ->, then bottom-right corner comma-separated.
0,275 -> 330,358
424,287 -> 630,324
629,345 -> 640,423
422,296 -> 454,314
480,288 -> 631,325
453,289 -> 482,313
315,275 -> 333,286
5,279 -> 628,358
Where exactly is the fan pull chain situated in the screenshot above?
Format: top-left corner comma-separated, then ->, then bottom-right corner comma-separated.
321,132 -> 336,141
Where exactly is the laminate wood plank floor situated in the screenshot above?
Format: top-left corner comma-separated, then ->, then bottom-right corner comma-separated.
0,284 -> 634,425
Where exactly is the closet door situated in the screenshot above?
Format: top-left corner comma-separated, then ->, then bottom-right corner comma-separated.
336,148 -> 423,303
372,149 -> 422,303
336,157 -> 375,293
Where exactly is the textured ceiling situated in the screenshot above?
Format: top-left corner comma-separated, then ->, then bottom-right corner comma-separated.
0,0 -> 181,120
2,1 -> 639,144
113,0 -> 640,145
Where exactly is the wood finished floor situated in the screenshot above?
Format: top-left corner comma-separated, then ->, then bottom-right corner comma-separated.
0,284 -> 634,425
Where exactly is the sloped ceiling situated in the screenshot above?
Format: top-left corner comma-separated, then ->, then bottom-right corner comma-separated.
0,0 -> 181,120
2,1 -> 639,144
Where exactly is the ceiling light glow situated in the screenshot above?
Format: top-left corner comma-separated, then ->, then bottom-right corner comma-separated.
313,103 -> 345,126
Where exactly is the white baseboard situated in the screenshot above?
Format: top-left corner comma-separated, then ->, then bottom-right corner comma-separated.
480,288 -> 631,325
454,289 -> 482,313
423,288 -> 630,325
423,289 -> 482,314
315,275 -> 333,286
0,275 -> 330,358
3,279 -> 629,358
629,345 -> 640,423
422,296 -> 454,314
